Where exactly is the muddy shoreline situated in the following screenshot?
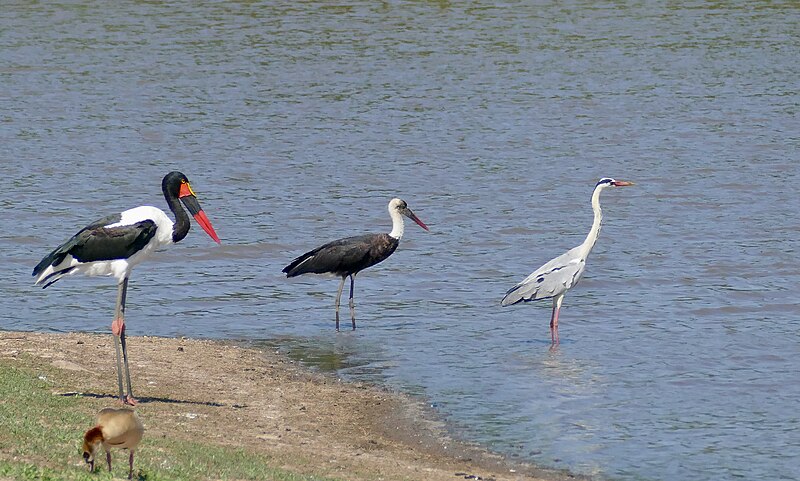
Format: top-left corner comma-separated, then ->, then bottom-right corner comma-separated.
0,331 -> 587,481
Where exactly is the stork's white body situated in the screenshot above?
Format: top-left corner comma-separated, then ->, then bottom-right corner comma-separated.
33,206 -> 175,286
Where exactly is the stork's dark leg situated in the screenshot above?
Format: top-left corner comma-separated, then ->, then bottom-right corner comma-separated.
111,278 -> 136,405
120,326 -> 135,404
106,449 -> 112,472
334,276 -> 346,331
348,274 -> 356,330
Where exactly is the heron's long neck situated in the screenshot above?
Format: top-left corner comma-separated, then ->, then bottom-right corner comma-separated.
578,186 -> 604,258
389,209 -> 405,240
165,191 -> 190,243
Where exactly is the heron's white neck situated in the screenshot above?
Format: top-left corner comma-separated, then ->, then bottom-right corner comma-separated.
389,207 -> 404,240
578,185 -> 605,258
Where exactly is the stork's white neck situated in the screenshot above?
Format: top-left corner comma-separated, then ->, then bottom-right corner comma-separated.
578,184 -> 605,258
389,207 -> 405,239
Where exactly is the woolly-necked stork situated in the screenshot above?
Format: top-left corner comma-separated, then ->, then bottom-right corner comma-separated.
501,178 -> 633,345
33,171 -> 221,404
283,198 -> 429,330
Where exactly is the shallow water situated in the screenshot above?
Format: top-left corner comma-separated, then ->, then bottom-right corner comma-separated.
2,2 -> 799,480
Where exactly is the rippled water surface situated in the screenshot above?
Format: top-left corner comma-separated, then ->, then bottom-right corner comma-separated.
2,2 -> 799,480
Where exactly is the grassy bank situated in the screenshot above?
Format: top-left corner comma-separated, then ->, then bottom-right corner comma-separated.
0,360 -> 335,481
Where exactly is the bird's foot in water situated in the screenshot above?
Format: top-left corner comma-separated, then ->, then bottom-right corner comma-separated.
549,327 -> 560,345
111,318 -> 125,336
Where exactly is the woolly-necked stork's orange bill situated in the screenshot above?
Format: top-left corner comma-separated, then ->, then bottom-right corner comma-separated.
33,171 -> 221,404
283,198 -> 428,331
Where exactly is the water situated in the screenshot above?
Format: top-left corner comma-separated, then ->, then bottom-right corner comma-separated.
2,2 -> 799,480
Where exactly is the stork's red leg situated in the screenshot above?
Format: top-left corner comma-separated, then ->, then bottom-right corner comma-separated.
112,278 -> 137,405
111,318 -> 124,336
112,282 -> 126,403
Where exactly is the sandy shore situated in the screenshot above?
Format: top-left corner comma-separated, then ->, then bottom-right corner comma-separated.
0,331 -> 580,481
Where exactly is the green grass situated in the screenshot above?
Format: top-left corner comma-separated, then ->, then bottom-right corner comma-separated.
0,361 -> 338,481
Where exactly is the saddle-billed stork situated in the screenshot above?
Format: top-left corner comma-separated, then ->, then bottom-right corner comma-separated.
33,171 -> 221,404
283,198 -> 428,330
501,178 -> 633,345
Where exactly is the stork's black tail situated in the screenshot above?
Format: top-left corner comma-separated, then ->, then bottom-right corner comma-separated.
282,249 -> 319,277
32,246 -> 73,288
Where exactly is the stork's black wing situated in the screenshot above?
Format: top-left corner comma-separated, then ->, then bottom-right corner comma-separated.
33,215 -> 158,278
283,234 -> 398,277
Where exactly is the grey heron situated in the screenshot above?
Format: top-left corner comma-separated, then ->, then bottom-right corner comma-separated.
283,198 -> 429,330
501,178 -> 634,344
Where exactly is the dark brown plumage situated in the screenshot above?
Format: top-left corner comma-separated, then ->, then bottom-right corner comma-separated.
283,233 -> 399,278
283,198 -> 429,330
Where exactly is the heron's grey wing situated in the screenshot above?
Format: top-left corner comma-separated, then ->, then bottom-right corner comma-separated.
501,248 -> 586,306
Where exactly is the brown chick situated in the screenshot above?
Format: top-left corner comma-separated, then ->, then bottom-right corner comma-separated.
82,407 -> 144,479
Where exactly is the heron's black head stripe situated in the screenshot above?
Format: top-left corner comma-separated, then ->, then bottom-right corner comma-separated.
596,178 -> 614,186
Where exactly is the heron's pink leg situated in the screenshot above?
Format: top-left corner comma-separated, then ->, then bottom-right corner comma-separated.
550,294 -> 564,345
550,306 -> 560,344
